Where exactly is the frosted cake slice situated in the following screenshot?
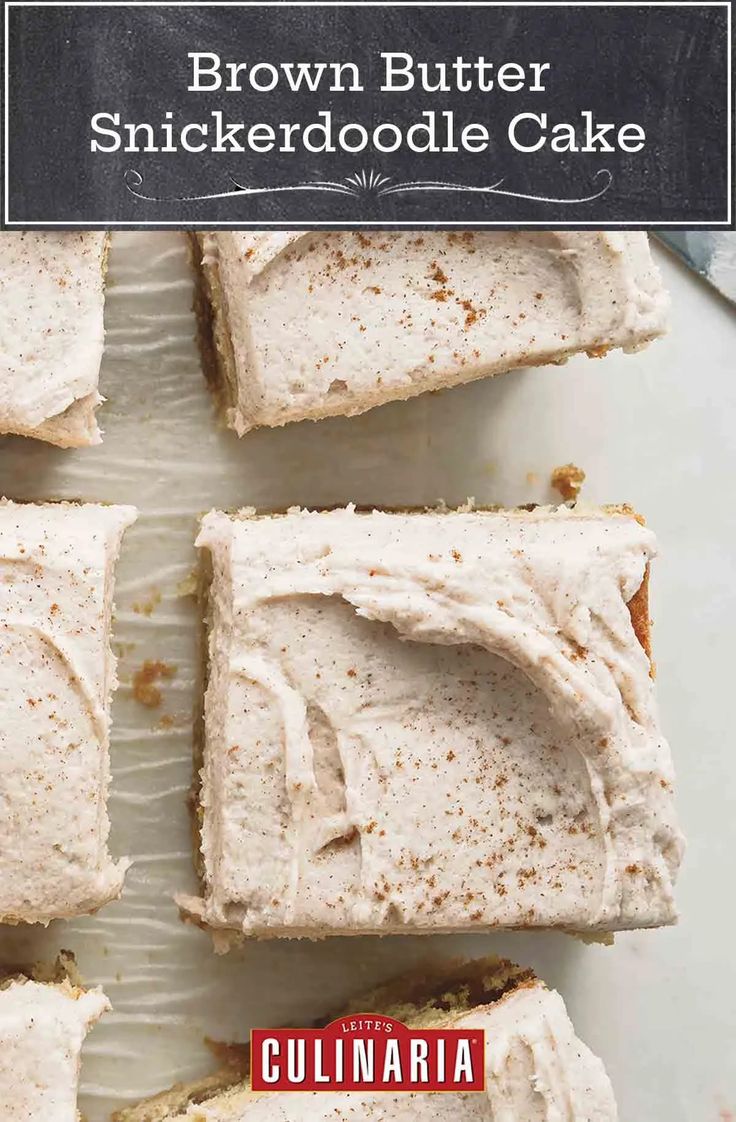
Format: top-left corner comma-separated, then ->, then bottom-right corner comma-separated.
192,231 -> 668,434
0,968 -> 108,1122
178,505 -> 683,943
0,232 -> 108,446
114,957 -> 618,1120
0,500 -> 137,923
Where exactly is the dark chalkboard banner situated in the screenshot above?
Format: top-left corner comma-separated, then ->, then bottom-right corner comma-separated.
3,2 -> 733,228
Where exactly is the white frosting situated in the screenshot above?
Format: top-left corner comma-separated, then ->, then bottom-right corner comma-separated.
0,978 -> 109,1122
166,983 -> 617,1120
180,506 -> 682,940
0,232 -> 107,446
0,500 -> 137,923
201,231 -> 668,433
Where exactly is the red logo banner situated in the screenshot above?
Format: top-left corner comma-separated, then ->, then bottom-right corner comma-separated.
251,1015 -> 485,1093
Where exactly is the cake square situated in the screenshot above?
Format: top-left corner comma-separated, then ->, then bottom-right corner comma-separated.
0,232 -> 108,447
192,231 -> 668,434
180,505 -> 682,942
114,957 -> 617,1120
0,500 -> 136,923
0,971 -> 108,1122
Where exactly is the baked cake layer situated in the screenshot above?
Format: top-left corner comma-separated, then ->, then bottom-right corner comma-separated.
0,499 -> 137,923
179,505 -> 682,942
0,971 -> 108,1121
113,957 -> 618,1120
193,231 -> 668,434
0,232 -> 108,447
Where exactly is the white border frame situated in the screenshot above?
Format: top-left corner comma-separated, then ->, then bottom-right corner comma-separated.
3,0 -> 733,228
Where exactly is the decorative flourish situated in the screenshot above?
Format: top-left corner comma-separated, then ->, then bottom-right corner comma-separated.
380,169 -> 613,205
344,168 -> 393,194
123,168 -> 355,201
124,167 -> 613,206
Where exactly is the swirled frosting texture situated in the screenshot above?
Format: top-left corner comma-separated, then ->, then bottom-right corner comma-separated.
0,232 -> 107,446
0,500 -> 137,923
181,506 -> 682,941
0,978 -> 109,1122
198,231 -> 668,433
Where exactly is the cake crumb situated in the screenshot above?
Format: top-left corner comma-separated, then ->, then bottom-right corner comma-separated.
205,1038 -> 250,1075
133,660 -> 176,708
176,571 -> 198,598
132,589 -> 162,616
551,463 -> 586,501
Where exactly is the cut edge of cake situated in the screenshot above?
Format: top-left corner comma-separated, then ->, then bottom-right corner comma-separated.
189,233 -> 240,434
